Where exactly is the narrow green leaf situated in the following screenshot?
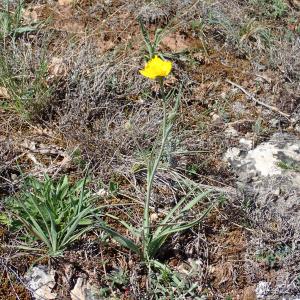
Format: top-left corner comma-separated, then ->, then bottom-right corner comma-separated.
181,190 -> 211,213
60,206 -> 93,246
105,213 -> 141,237
153,188 -> 196,238
150,260 -> 182,286
16,215 -> 51,250
138,18 -> 154,58
147,235 -> 168,258
99,223 -> 141,255
157,201 -> 216,238
61,225 -> 94,248
14,26 -> 37,34
153,28 -> 164,52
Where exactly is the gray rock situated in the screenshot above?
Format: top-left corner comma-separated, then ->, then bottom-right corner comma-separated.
24,266 -> 57,300
232,101 -> 246,114
224,133 -> 300,236
224,133 -> 300,185
269,118 -> 281,128
70,277 -> 103,300
239,138 -> 253,150
226,133 -> 300,298
256,281 -> 271,298
210,112 -> 223,123
224,126 -> 239,137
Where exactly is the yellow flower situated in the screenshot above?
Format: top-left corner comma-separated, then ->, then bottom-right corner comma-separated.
140,55 -> 172,80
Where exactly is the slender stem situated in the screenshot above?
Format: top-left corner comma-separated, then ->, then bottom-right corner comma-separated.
143,78 -> 168,258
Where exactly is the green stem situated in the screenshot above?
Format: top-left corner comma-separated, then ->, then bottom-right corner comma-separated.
143,78 -> 168,258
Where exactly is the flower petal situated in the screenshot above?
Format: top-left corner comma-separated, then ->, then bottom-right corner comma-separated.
139,55 -> 172,80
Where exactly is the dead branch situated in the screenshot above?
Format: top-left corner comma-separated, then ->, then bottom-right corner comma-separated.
226,79 -> 290,119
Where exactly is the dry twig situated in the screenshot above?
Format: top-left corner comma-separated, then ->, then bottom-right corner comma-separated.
226,79 -> 290,119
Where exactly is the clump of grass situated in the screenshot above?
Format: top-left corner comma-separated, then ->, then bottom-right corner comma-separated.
0,0 -> 37,41
0,38 -> 52,119
0,1 -> 49,120
3,175 -> 99,256
249,0 -> 288,19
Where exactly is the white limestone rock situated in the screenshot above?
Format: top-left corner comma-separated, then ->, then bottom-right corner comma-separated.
25,266 -> 57,300
224,133 -> 300,238
224,133 -> 300,186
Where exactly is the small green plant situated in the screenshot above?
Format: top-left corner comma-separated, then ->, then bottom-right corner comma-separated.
256,250 -> 276,268
148,269 -> 203,299
249,0 -> 287,19
255,244 -> 290,268
186,163 -> 200,177
0,1 -> 48,119
0,48 -> 51,118
108,180 -> 119,195
0,44 -> 52,119
270,0 -> 287,18
0,0 -> 38,40
105,268 -> 129,289
239,18 -> 264,46
277,159 -> 300,172
139,18 -> 165,59
206,10 -> 238,45
252,117 -> 267,135
72,148 -> 88,169
6,175 -> 99,256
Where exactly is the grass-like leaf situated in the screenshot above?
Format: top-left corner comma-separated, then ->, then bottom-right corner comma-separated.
7,175 -> 99,256
99,223 -> 141,255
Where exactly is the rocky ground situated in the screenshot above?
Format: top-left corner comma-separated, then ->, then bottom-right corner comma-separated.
0,0 -> 300,299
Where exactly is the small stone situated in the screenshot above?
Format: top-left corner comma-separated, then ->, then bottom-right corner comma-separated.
22,7 -> 38,23
224,126 -> 239,137
232,101 -> 246,114
176,262 -> 191,275
269,118 -> 280,128
96,188 -> 108,198
150,213 -> 158,222
11,173 -> 18,181
24,266 -> 57,300
138,97 -> 145,104
255,281 -> 270,299
223,147 -> 241,164
0,86 -> 10,99
239,138 -> 253,150
70,277 -> 102,300
48,57 -> 68,77
253,62 -> 266,71
220,92 -> 227,99
210,112 -> 222,122
243,286 -> 257,300
124,120 -> 132,130
58,0 -> 73,5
